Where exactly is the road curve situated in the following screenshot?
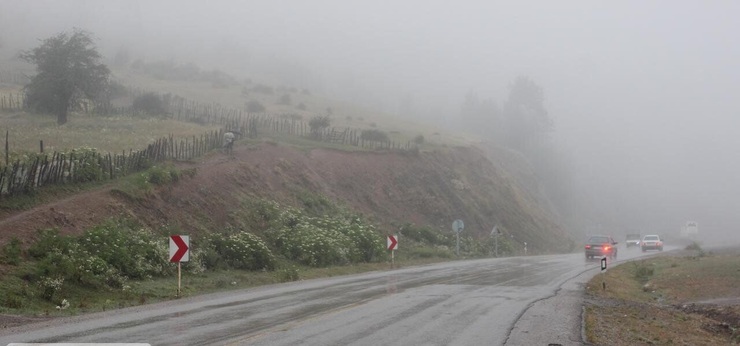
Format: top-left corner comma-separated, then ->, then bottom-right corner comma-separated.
0,247 -> 664,345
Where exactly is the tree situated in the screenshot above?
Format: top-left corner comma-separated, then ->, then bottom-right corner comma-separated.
21,28 -> 110,125
502,76 -> 551,153
460,90 -> 501,140
308,115 -> 331,139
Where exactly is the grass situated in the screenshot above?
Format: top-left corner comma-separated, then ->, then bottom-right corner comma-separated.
0,111 -> 218,158
584,251 -> 740,345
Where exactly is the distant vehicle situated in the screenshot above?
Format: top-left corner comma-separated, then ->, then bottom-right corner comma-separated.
641,234 -> 663,252
584,235 -> 618,259
625,233 -> 641,248
680,221 -> 699,239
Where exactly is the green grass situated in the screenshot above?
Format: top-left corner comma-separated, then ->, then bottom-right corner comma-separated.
0,111 -> 218,156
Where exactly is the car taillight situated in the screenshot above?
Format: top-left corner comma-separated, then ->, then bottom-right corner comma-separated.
603,245 -> 610,251
657,241 -> 662,246
585,245 -> 591,249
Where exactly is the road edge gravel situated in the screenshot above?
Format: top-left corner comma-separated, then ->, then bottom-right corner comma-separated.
504,267 -> 599,346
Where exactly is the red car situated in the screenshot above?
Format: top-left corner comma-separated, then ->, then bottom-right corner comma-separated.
585,235 -> 618,259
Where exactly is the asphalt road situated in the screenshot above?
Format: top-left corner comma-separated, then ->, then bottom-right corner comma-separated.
0,245 -> 669,346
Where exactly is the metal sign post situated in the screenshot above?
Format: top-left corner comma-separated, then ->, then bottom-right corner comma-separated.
490,226 -> 500,257
452,219 -> 464,256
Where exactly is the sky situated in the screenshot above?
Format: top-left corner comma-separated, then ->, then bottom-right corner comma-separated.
1,0 -> 739,244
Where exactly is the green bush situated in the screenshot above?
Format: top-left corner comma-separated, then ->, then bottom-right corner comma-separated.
29,220 -> 171,291
360,129 -> 389,142
132,92 -> 166,115
203,230 -> 275,271
28,228 -> 69,259
1,237 -> 23,265
406,246 -> 453,259
2,294 -> 25,309
146,165 -> 180,185
401,224 -> 446,245
78,220 -> 171,279
277,93 -> 291,105
309,115 -> 331,135
633,261 -> 654,281
246,100 -> 266,113
275,266 -> 300,282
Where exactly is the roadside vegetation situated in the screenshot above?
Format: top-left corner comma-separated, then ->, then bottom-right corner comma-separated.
584,244 -> 740,345
0,187 -> 495,317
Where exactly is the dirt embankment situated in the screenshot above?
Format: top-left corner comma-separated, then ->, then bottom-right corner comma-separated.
0,142 -> 572,253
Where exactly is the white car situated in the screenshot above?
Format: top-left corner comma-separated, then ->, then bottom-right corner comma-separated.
641,235 -> 663,252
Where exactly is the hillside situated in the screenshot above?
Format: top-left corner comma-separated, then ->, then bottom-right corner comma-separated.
0,139 -> 574,255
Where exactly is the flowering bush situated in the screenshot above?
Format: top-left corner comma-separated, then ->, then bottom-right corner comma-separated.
38,276 -> 64,301
29,220 -> 171,291
264,205 -> 384,267
202,230 -> 275,271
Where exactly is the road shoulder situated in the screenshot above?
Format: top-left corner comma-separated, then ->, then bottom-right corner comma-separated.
505,268 -> 597,346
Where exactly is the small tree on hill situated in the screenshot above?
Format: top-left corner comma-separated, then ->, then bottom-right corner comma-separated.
21,28 -> 110,125
309,115 -> 331,139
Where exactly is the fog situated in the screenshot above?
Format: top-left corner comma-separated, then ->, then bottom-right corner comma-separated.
2,1 -> 739,245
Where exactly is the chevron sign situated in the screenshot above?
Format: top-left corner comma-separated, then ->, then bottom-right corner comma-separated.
169,235 -> 190,262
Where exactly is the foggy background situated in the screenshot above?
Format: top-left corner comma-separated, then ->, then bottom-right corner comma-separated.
2,0 -> 738,245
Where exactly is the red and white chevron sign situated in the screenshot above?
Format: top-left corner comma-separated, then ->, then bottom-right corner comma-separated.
169,235 -> 190,262
387,235 -> 398,250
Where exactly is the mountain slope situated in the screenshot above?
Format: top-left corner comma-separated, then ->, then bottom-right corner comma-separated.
0,140 -> 573,255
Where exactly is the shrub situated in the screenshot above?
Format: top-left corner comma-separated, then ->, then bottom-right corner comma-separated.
401,224 -> 445,245
132,92 -> 166,115
633,261 -> 654,281
246,100 -> 266,113
277,93 -> 291,105
252,84 -> 274,94
28,229 -> 69,259
413,134 -> 425,144
204,231 -> 276,271
309,115 -> 331,136
1,237 -> 23,265
78,220 -> 171,279
275,266 -> 300,282
146,165 -> 181,185
361,129 -> 389,142
272,222 -> 351,267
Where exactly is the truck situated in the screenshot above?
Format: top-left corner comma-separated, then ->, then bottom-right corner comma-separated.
680,221 -> 699,239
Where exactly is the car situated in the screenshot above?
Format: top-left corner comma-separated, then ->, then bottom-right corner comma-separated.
584,235 -> 618,259
625,233 -> 641,248
641,234 -> 663,252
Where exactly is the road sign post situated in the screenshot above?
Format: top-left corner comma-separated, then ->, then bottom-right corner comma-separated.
601,256 -> 607,290
452,219 -> 464,256
491,226 -> 500,257
169,235 -> 190,297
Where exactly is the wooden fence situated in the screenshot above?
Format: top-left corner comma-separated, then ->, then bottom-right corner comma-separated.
1,86 -> 416,198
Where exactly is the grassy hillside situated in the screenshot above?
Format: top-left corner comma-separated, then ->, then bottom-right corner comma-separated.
0,64 -> 574,316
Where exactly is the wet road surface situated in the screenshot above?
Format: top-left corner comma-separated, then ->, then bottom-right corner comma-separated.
0,246 -> 666,345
